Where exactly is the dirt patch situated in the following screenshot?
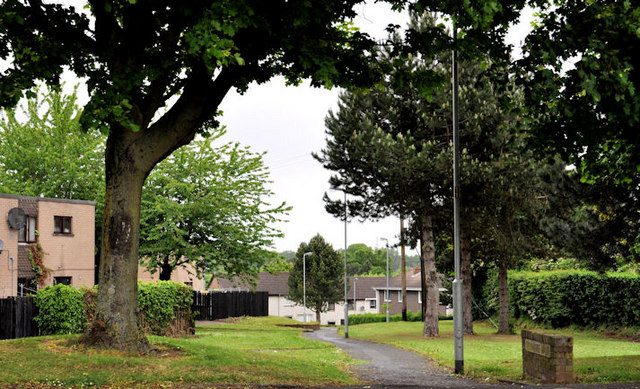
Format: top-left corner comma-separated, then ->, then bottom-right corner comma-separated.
275,323 -> 320,331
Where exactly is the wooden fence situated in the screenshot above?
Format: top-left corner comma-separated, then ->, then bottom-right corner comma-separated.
0,291 -> 268,339
0,297 -> 39,340
192,291 -> 268,321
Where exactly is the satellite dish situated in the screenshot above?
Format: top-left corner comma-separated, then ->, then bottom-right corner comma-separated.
8,207 -> 26,230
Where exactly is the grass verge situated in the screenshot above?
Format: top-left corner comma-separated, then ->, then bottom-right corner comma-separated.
0,316 -> 357,388
345,320 -> 640,383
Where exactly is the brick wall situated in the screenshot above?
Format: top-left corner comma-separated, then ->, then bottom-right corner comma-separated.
0,197 -> 19,297
37,199 -> 95,289
522,330 -> 574,384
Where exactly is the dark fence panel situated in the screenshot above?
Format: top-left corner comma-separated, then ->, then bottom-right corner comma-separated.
0,297 -> 39,340
192,291 -> 268,321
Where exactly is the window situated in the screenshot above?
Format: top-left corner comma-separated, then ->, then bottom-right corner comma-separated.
54,276 -> 72,286
384,290 -> 389,302
418,291 -> 422,304
347,299 -> 355,310
283,298 -> 294,307
328,303 -> 335,311
369,299 -> 376,309
398,291 -> 403,303
18,216 -> 37,243
54,216 -> 72,234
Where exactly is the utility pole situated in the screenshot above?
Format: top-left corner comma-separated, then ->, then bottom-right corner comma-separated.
452,20 -> 464,375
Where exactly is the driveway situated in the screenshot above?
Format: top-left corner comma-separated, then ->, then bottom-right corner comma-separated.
303,327 -> 640,389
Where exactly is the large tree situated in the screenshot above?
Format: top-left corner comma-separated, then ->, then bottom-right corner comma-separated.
288,234 -> 344,323
0,0 -> 383,350
518,0 -> 640,185
139,129 -> 289,282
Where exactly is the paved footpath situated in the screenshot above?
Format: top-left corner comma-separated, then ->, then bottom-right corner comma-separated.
303,327 -> 640,389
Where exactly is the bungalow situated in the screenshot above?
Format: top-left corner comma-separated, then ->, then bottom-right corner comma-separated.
0,193 -> 95,297
212,268 -> 449,324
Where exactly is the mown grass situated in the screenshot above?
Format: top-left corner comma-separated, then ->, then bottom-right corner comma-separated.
345,320 -> 640,383
0,316 -> 357,388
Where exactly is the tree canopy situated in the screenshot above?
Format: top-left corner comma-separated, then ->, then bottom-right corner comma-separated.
1,0 -> 386,350
140,129 -> 289,282
288,234 -> 344,323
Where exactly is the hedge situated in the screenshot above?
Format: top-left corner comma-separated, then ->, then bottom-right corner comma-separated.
509,270 -> 640,328
33,284 -> 87,335
348,311 -> 452,325
34,281 -> 193,336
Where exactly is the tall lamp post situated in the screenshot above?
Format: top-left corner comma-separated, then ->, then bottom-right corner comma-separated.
331,187 -> 349,338
380,237 -> 390,323
303,251 -> 312,323
353,277 -> 358,312
452,20 -> 464,374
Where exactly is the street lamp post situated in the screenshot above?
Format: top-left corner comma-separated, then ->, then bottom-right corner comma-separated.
353,277 -> 358,312
330,188 -> 349,338
380,237 -> 390,323
303,251 -> 312,323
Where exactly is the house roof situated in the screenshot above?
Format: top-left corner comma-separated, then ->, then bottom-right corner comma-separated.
0,193 -> 96,206
211,271 -> 438,299
213,272 -> 291,296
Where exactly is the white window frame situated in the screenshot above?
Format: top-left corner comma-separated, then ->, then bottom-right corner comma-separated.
398,290 -> 402,303
418,291 -> 422,304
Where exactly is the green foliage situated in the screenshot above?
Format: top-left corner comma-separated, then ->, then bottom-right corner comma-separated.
35,282 -> 193,336
33,284 -> 87,335
288,235 -> 344,319
139,128 -> 288,281
261,255 -> 293,273
137,281 -> 194,336
509,270 -> 640,329
0,86 -> 106,249
348,311 -> 451,325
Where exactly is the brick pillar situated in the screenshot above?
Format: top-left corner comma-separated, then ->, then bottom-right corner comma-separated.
522,330 -> 574,384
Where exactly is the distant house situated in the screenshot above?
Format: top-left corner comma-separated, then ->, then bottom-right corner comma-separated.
138,262 -> 207,291
0,193 -> 95,297
212,268 -> 449,324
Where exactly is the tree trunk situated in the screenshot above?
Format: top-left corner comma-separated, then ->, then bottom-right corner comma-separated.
461,224 -> 473,335
400,217 -> 407,321
159,258 -> 173,281
421,213 -> 439,337
79,68 -> 237,351
81,130 -> 150,352
497,264 -> 510,334
316,309 -> 321,324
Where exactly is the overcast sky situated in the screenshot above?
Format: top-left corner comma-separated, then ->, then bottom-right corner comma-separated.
6,1 -> 533,254
219,4 -> 534,253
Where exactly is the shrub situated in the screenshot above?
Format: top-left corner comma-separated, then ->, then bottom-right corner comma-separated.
348,311 -> 452,325
34,281 -> 193,336
138,281 -> 194,336
509,270 -> 640,329
33,284 -> 87,335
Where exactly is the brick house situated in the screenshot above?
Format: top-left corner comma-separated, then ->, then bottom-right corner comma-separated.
212,269 -> 449,324
0,193 -> 95,297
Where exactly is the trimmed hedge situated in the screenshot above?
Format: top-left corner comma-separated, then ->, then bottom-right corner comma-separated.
348,311 -> 452,325
33,284 -> 87,335
34,281 -> 193,336
510,270 -> 640,328
138,281 -> 193,336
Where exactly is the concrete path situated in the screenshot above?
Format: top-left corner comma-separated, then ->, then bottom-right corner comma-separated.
303,327 -> 640,389
304,327 -> 501,388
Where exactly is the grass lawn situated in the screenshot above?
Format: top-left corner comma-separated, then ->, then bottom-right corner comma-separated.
0,316 -> 358,388
346,320 -> 640,383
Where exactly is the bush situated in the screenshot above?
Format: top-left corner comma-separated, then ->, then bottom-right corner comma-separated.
348,311 -> 452,325
34,281 -> 193,336
509,270 -> 640,329
33,284 -> 87,335
138,281 -> 194,336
